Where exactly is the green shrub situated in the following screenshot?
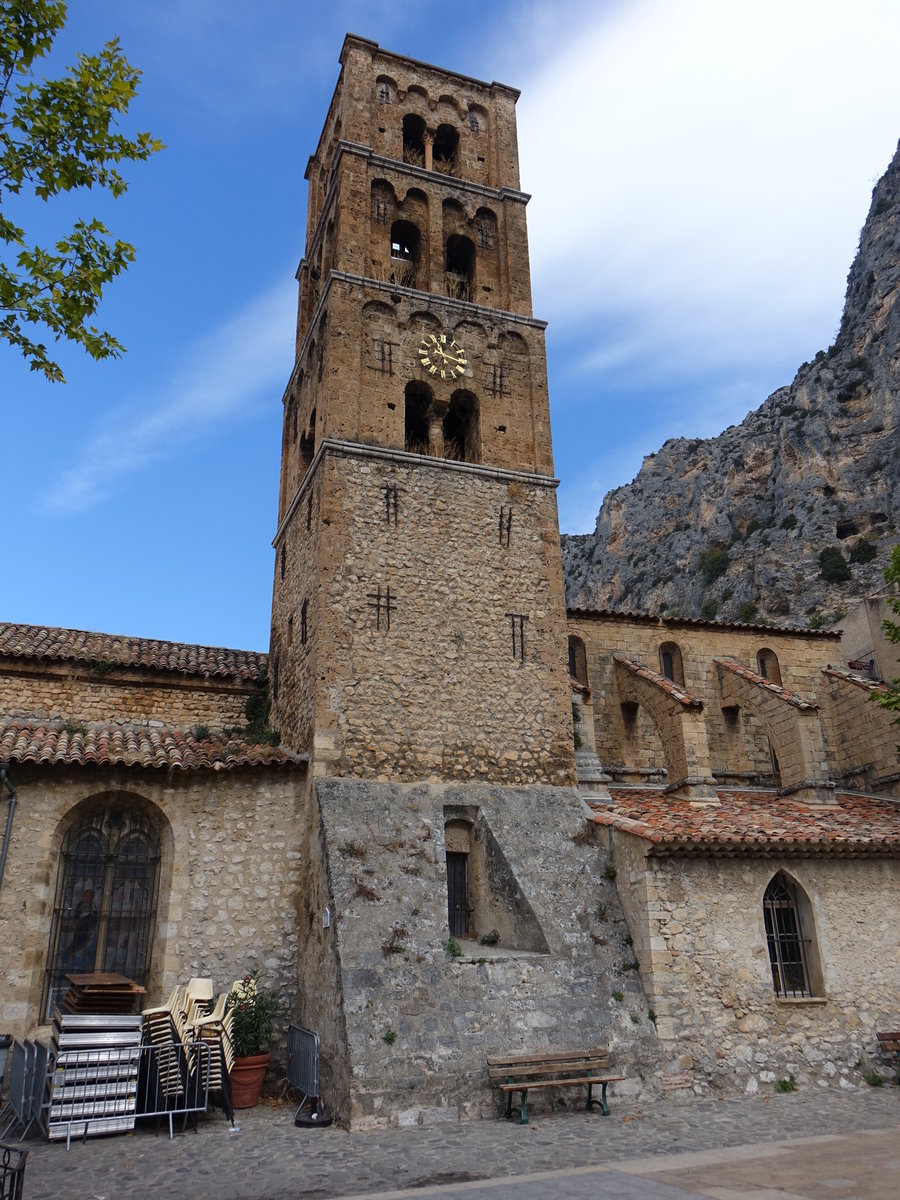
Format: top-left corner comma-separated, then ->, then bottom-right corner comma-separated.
699,546 -> 729,584
738,601 -> 758,622
699,598 -> 718,620
850,538 -> 877,564
774,1074 -> 797,1093
383,1028 -> 397,1045
781,514 -> 798,530
445,936 -> 463,959
611,989 -> 624,1003
818,547 -> 851,582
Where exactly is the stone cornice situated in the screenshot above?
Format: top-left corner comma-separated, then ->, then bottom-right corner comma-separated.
273,438 -> 558,546
283,271 -> 546,405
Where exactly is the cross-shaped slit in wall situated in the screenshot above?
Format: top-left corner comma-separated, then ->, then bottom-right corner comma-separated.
367,584 -> 396,631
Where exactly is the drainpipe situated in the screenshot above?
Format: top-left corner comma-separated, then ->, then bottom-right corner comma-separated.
0,763 -> 17,893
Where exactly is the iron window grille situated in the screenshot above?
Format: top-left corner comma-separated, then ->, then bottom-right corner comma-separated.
44,808 -> 161,1019
763,874 -> 812,997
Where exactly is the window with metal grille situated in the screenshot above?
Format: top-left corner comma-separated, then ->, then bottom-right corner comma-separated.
446,851 -> 468,937
763,873 -> 813,997
43,807 -> 161,1019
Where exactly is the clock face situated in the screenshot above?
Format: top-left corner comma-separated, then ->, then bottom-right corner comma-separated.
417,332 -> 468,381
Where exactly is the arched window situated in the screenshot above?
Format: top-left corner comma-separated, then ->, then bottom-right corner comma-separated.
442,390 -> 479,462
404,380 -> 432,454
432,123 -> 459,174
568,635 -> 588,686
44,806 -> 161,1019
659,641 -> 684,687
389,219 -> 420,287
763,872 -> 821,998
402,114 -> 426,166
445,234 -> 475,301
757,648 -> 782,685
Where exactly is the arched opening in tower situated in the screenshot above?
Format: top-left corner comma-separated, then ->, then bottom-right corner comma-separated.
443,390 -> 479,462
433,124 -> 459,174
445,235 -> 475,301
404,380 -> 432,454
390,220 -> 420,287
402,114 -> 426,166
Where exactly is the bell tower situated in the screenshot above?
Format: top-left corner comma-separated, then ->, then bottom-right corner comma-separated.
270,34 -> 574,786
266,40 -> 632,1130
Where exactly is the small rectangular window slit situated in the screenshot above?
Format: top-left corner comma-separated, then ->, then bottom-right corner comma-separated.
385,484 -> 399,527
505,613 -> 527,661
499,506 -> 513,547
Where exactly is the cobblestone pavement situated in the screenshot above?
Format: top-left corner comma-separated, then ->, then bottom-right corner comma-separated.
15,1086 -> 899,1200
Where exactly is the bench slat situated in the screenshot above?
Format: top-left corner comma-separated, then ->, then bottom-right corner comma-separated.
498,1074 -> 625,1093
488,1058 -> 610,1080
488,1047 -> 609,1068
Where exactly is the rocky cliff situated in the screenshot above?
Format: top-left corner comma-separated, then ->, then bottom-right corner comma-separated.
562,140 -> 900,627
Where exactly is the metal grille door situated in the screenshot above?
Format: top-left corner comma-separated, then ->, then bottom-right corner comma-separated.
446,852 -> 468,937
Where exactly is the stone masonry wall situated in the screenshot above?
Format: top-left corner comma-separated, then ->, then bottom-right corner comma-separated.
302,779 -> 658,1128
0,764 -> 304,1045
606,829 -> 898,1094
273,446 -> 575,786
820,671 -> 900,794
0,662 -> 254,729
566,613 -> 869,786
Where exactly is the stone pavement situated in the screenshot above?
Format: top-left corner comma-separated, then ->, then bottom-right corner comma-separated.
15,1085 -> 899,1200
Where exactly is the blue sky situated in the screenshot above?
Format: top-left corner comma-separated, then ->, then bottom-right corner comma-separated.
2,0 -> 899,651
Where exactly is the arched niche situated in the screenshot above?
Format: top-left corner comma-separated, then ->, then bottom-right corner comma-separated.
757,648 -> 782,686
659,641 -> 685,687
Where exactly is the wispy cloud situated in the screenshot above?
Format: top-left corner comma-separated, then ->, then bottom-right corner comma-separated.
519,0 -> 900,387
43,279 -> 296,514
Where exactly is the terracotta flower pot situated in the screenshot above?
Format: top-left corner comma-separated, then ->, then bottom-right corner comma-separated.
230,1051 -> 271,1108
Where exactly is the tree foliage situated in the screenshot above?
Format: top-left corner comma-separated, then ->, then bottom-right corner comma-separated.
875,545 -> 900,723
1,0 -> 162,381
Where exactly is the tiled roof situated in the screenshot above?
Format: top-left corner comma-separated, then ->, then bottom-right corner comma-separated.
0,622 -> 266,682
589,789 -> 900,857
566,607 -> 841,639
614,653 -> 703,707
823,666 -> 892,695
715,657 -> 817,710
0,719 -> 303,772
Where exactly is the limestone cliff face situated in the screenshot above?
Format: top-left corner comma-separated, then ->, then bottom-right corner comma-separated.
562,140 -> 900,627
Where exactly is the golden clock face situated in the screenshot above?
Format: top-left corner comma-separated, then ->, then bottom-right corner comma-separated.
417,332 -> 468,381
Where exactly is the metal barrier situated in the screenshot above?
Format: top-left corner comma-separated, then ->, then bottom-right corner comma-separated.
50,1041 -> 212,1148
284,1024 -> 320,1119
0,1043 -> 28,1140
0,1144 -> 26,1200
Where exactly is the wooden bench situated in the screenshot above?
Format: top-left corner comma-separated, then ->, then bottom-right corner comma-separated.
488,1047 -> 625,1125
876,1031 -> 900,1081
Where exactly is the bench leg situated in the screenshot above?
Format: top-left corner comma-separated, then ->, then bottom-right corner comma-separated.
505,1090 -> 513,1120
586,1082 -> 610,1116
519,1089 -> 528,1125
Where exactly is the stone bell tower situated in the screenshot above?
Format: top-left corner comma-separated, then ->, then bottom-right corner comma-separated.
270,34 -> 575,784
267,38 -> 637,1129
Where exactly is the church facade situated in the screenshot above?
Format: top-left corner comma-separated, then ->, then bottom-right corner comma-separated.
1,36 -> 897,1126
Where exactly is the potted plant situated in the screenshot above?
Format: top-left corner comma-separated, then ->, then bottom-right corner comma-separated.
227,969 -> 280,1108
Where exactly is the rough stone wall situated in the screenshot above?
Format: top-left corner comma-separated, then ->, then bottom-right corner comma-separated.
566,613 -> 851,785
279,276 -> 552,523
274,446 -> 575,787
304,779 -> 657,1128
0,662 -> 253,728
607,829 -> 898,1093
0,765 -> 304,1043
821,671 -> 900,794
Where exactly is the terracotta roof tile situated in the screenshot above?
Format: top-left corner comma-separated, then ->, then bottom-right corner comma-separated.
0,622 -> 266,682
823,666 -> 892,695
714,657 -> 817,709
614,653 -> 703,707
589,788 -> 900,856
566,606 -> 841,639
0,718 -> 303,772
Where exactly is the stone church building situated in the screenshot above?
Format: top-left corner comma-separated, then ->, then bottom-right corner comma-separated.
1,36 -> 897,1126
